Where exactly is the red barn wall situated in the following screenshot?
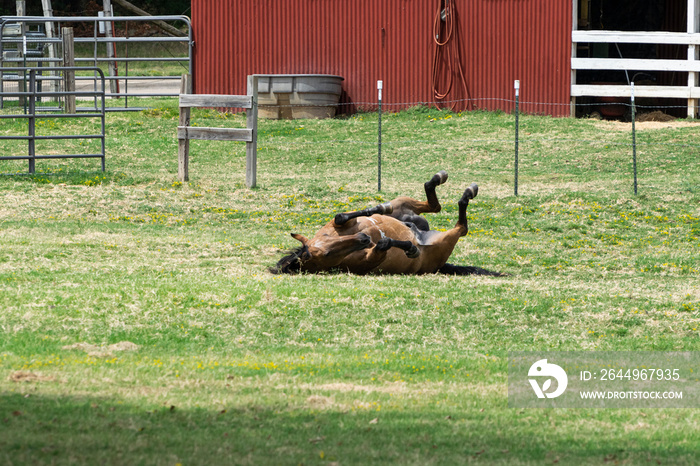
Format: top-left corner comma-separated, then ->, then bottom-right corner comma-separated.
191,0 -> 572,116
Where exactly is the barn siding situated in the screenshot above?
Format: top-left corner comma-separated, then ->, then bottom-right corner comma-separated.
191,0 -> 571,116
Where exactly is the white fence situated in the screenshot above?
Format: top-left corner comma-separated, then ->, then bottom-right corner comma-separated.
571,0 -> 700,117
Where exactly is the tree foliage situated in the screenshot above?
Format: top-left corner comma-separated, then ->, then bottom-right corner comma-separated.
0,0 -> 190,16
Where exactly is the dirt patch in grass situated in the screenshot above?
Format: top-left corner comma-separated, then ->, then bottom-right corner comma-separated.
301,382 -> 409,395
305,395 -> 337,410
9,371 -> 57,383
593,118 -> 700,132
62,341 -> 140,358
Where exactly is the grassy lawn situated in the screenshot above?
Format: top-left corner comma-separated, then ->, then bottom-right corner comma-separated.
0,101 -> 699,465
73,41 -> 190,77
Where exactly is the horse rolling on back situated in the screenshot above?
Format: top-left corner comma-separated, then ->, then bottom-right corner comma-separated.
272,171 -> 506,276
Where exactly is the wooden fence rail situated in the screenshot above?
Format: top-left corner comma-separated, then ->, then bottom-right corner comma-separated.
571,1 -> 700,119
177,74 -> 258,187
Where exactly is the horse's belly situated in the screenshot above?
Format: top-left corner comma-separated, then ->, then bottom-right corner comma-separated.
359,216 -> 415,241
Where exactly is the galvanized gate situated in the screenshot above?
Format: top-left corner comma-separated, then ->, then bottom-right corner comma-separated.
0,67 -> 106,174
0,15 -> 192,111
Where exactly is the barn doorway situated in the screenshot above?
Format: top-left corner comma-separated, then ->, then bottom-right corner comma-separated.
572,0 -> 699,118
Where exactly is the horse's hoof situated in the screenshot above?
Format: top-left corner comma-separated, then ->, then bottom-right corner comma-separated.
377,202 -> 393,215
405,245 -> 419,258
464,183 -> 479,200
334,213 -> 349,225
427,171 -> 448,188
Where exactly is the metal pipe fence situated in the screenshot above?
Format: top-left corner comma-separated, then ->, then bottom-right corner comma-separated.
0,15 -> 191,110
0,66 -> 106,174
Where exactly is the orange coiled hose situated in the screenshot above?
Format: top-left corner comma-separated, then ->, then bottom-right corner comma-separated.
431,0 -> 471,111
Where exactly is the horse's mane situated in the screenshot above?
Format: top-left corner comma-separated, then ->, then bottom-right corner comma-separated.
269,246 -> 307,274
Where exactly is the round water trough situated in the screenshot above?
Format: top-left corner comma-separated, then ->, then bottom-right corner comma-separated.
255,74 -> 344,119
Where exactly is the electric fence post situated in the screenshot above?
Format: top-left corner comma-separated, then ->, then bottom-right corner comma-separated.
514,80 -> 520,196
631,82 -> 638,195
377,80 -> 383,192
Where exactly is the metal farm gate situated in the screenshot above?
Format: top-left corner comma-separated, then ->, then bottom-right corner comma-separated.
0,66 -> 106,174
0,15 -> 192,111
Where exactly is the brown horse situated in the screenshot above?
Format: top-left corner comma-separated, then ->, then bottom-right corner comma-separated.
272,171 -> 505,276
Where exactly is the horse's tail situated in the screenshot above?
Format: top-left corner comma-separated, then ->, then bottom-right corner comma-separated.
438,263 -> 508,277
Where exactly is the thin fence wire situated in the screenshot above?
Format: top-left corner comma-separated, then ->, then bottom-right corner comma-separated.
262,96 -> 699,113
250,93 -> 699,196
2,87 -> 696,194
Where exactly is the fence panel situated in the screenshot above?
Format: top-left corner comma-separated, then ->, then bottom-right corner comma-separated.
177,74 -> 258,187
0,66 -> 106,174
1,15 -> 191,111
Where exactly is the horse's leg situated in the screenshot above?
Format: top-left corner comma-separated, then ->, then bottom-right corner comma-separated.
388,171 -> 449,231
411,183 -> 479,273
376,237 -> 419,258
334,202 -> 393,226
424,170 -> 448,213
334,171 -> 448,228
436,182 -> 505,276
420,182 -> 478,241
457,183 -> 478,231
341,236 -> 419,274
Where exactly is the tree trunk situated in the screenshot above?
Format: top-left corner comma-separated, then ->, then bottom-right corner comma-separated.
111,0 -> 186,37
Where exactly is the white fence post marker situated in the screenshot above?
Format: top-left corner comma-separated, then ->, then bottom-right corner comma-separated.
377,80 -> 383,192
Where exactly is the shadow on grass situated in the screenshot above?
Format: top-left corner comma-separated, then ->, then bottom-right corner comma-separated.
0,392 -> 696,465
0,170 -> 151,187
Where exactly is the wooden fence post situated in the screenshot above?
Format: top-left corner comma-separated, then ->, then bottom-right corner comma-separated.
17,1 -> 26,106
246,75 -> 258,188
41,0 -> 58,93
177,78 -> 256,186
178,73 -> 191,182
62,27 -> 76,114
102,0 -> 119,95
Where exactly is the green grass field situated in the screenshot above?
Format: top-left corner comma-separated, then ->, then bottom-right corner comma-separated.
0,101 -> 699,465
73,36 -> 190,77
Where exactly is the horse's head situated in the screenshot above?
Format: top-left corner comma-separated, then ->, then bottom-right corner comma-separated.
271,232 -> 372,274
